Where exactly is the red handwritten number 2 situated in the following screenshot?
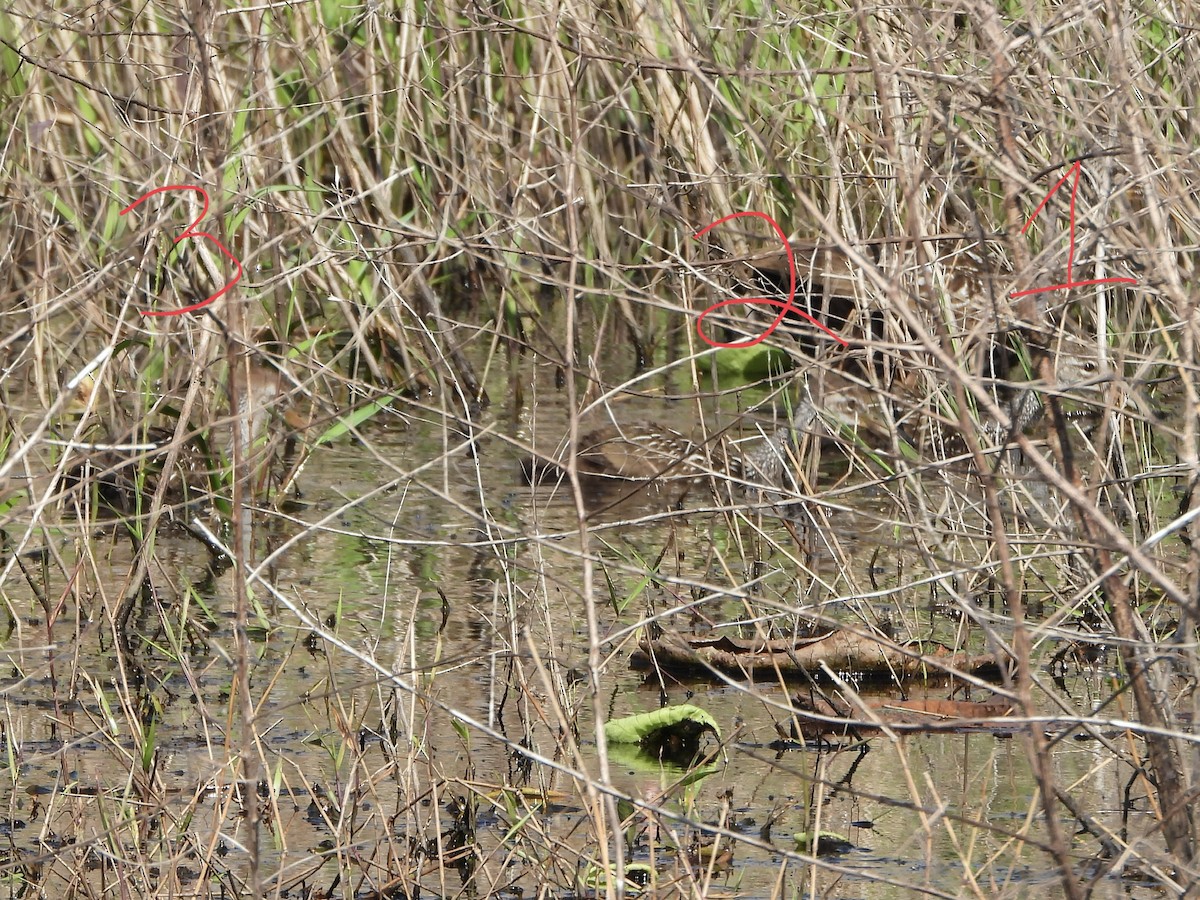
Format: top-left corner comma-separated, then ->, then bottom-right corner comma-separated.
120,184 -> 243,317
1010,161 -> 1136,300
693,211 -> 847,349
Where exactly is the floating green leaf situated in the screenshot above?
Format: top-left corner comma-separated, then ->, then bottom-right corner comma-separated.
314,395 -> 396,446
604,704 -> 720,744
713,345 -> 794,379
583,861 -> 654,894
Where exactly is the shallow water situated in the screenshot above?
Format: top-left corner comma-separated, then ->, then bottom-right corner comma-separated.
0,345 -> 1184,899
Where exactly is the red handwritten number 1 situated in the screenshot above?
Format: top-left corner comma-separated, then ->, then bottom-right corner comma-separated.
1010,161 -> 1137,299
120,184 -> 242,317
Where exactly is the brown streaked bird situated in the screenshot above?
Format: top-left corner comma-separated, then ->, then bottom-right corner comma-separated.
57,359 -> 306,517
698,239 -> 1005,347
704,236 -> 992,301
521,403 -> 818,490
704,242 -> 875,345
690,242 -> 889,375
708,243 -> 1107,447
228,360 -> 309,455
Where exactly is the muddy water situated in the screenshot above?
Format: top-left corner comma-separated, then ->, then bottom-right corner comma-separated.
0,351 -> 1172,899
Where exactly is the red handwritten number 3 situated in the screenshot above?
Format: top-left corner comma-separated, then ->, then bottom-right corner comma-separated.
1010,161 -> 1137,299
693,211 -> 848,349
120,184 -> 243,317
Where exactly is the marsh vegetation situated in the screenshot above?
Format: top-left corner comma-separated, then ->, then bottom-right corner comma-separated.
0,1 -> 1198,897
